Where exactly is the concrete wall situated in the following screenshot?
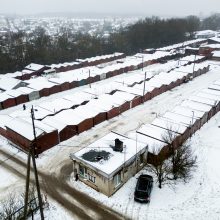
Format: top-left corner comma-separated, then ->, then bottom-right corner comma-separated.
72,149 -> 148,197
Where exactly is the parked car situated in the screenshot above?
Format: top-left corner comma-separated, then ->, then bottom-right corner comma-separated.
134,174 -> 153,203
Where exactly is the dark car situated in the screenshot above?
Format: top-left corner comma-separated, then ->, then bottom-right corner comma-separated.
134,174 -> 153,203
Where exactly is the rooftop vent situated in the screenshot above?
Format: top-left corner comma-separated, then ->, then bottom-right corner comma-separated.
114,138 -> 123,152
81,149 -> 111,162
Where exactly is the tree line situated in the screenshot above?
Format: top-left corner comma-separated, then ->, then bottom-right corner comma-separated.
0,14 -> 219,74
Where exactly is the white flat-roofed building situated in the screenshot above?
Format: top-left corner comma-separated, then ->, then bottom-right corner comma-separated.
70,132 -> 148,196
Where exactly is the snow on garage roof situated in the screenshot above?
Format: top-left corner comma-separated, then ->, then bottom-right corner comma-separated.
17,87 -> 37,94
6,89 -> 25,98
26,77 -> 57,90
196,91 -> 220,101
0,93 -> 14,102
208,84 -> 220,91
64,92 -> 94,105
151,117 -> 188,134
212,51 -> 220,58
0,77 -> 22,91
38,98 -> 73,113
0,114 -> 13,129
181,100 -> 212,113
42,116 -> 69,131
25,63 -> 45,71
71,132 -> 147,177
202,88 -> 220,96
137,124 -> 177,143
171,106 -> 204,119
162,111 -> 197,127
189,95 -> 218,106
5,118 -> 46,141
10,106 -> 53,120
133,132 -> 167,154
111,91 -> 137,102
53,109 -> 91,125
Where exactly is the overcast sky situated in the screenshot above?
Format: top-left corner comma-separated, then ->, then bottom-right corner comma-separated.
0,0 -> 219,17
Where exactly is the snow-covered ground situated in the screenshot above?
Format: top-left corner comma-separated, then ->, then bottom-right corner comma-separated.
68,110 -> 220,220
1,61 -> 220,219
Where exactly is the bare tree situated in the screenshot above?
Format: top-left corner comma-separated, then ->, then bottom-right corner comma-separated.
0,193 -> 20,220
162,125 -> 178,180
162,125 -> 197,181
169,141 -> 197,182
146,147 -> 171,188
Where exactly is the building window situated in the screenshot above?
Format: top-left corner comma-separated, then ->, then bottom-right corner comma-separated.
79,165 -> 87,177
88,173 -> 96,183
113,171 -> 121,187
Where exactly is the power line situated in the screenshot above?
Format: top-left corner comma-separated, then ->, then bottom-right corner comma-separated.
0,150 -> 21,166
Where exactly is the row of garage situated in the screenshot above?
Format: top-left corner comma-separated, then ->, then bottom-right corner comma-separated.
136,80 -> 220,165
0,53 -> 206,110
0,60 -> 210,154
0,51 -> 180,110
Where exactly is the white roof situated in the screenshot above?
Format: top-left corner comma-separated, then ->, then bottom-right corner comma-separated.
181,100 -> 212,112
134,132 -> 167,154
162,111 -> 196,127
202,88 -> 220,96
0,93 -> 14,102
209,37 -> 220,43
22,69 -> 34,75
0,114 -> 13,129
72,132 -> 147,177
201,44 -> 220,49
137,124 -> 177,143
26,77 -> 57,90
64,92 -> 94,105
6,89 -> 25,97
53,109 -> 91,125
0,77 -> 21,91
189,95 -> 217,106
10,106 -> 52,120
208,84 -> 220,91
197,91 -> 220,101
151,117 -> 188,134
42,116 -> 68,131
157,39 -> 205,51
83,82 -> 121,96
171,105 -> 204,119
38,98 -> 73,113
111,91 -> 136,102
25,63 -> 45,71
16,87 -> 37,94
212,51 -> 220,58
5,118 -> 46,141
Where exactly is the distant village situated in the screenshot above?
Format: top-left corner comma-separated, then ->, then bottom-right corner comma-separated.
1,13 -> 220,219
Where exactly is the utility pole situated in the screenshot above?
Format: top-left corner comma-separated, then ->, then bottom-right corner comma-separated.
193,54 -> 197,74
89,69 -> 91,88
24,106 -> 44,220
143,71 -> 147,99
31,106 -> 44,219
24,148 -> 31,219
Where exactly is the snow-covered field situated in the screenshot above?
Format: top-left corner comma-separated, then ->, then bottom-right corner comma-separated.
1,61 -> 220,219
